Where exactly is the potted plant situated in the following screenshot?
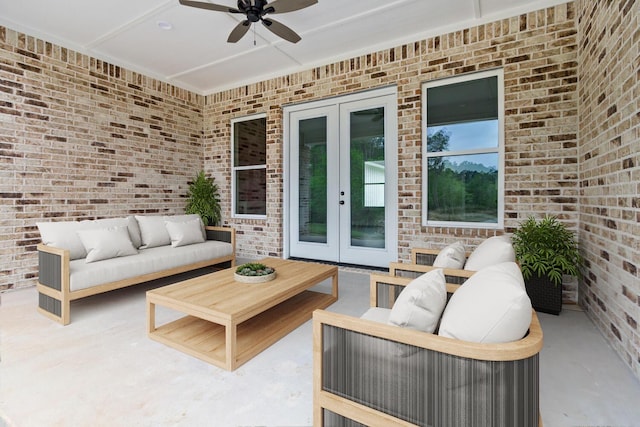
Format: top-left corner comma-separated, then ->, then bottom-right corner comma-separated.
234,262 -> 276,283
185,170 -> 221,226
511,215 -> 581,315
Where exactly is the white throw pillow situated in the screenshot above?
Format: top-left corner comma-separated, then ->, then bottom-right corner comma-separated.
388,268 -> 447,333
165,218 -> 206,247
37,221 -> 88,260
432,241 -> 466,269
165,214 -> 207,240
438,262 -> 532,343
463,235 -> 515,271
135,216 -> 172,248
77,226 -> 138,263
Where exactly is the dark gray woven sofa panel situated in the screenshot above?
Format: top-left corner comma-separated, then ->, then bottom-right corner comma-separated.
322,325 -> 539,427
39,293 -> 61,317
38,250 -> 62,291
206,229 -> 231,243
322,409 -> 367,426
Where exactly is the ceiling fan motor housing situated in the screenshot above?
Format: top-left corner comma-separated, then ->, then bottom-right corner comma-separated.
239,0 -> 269,22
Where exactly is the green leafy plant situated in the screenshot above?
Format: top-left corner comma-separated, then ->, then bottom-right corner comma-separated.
185,171 -> 221,226
512,215 -> 581,286
235,263 -> 275,276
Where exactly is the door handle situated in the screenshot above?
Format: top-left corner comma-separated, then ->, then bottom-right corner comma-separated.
339,200 -> 345,205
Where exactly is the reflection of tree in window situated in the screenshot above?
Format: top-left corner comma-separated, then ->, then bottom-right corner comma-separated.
427,126 -> 498,222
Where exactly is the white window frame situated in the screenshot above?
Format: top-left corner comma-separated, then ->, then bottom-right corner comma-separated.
231,113 -> 267,219
421,69 -> 505,229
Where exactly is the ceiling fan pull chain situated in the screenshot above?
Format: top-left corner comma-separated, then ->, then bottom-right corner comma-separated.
253,25 -> 256,46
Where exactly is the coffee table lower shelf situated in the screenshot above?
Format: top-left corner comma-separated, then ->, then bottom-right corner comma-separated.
148,290 -> 336,370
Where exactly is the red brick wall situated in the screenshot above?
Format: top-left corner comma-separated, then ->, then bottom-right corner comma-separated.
0,27 -> 204,291
576,0 -> 639,378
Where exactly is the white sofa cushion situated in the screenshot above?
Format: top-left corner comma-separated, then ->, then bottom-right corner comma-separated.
37,217 -> 140,260
165,214 -> 206,240
165,218 -> 206,247
77,226 -> 138,263
135,216 -> 171,248
69,240 -> 233,292
388,269 -> 447,333
438,262 -> 532,343
432,241 -> 466,269
360,307 -> 392,324
463,235 -> 515,271
37,220 -> 89,260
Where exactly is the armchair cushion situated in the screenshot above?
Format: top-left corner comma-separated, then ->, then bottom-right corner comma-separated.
388,269 -> 447,333
432,241 -> 466,269
438,262 -> 531,343
464,235 -> 515,271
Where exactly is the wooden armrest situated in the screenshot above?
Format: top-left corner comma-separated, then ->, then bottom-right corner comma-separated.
389,262 -> 475,279
37,243 -> 69,258
313,309 -> 543,362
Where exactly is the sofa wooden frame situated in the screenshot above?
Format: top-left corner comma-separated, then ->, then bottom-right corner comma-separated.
313,273 -> 544,427
37,226 -> 235,326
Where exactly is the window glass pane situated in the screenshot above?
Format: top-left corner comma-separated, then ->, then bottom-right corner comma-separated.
234,118 -> 266,167
427,119 -> 498,152
427,153 -> 498,223
426,76 -> 498,126
235,168 -> 266,215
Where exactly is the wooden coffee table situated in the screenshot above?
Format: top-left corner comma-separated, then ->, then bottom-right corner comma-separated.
146,258 -> 338,371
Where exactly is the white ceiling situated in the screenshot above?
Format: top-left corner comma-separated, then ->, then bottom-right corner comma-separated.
0,0 -> 572,95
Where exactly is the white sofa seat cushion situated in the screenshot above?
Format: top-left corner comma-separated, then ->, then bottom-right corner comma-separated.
438,262 -> 532,343
463,235 -> 515,271
69,240 -> 233,292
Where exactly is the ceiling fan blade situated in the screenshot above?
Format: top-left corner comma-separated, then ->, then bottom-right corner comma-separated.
262,18 -> 301,43
267,0 -> 317,14
227,20 -> 251,43
178,0 -> 241,13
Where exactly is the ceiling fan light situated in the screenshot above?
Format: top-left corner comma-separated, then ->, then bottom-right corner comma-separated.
157,21 -> 173,31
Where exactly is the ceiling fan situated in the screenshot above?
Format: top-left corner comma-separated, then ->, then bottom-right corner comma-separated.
178,0 -> 317,44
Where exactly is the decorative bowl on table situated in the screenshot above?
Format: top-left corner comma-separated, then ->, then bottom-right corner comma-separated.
234,263 -> 277,283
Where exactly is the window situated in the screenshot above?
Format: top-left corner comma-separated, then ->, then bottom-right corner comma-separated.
232,114 -> 267,218
422,69 -> 504,228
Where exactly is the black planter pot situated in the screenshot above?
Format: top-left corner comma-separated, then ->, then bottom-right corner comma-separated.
524,274 -> 562,315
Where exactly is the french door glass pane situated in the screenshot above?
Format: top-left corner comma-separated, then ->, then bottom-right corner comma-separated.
350,108 -> 385,249
298,117 -> 328,243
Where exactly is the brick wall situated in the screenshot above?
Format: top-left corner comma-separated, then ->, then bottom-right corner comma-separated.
0,27 -> 205,291
577,0 -> 639,378
204,3 -> 580,298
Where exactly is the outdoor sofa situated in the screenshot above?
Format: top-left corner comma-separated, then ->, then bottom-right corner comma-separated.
36,214 -> 235,325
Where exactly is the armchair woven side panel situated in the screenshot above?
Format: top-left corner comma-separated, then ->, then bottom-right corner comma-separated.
320,324 -> 539,427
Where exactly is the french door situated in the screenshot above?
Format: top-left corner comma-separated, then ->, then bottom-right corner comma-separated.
285,88 -> 398,267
